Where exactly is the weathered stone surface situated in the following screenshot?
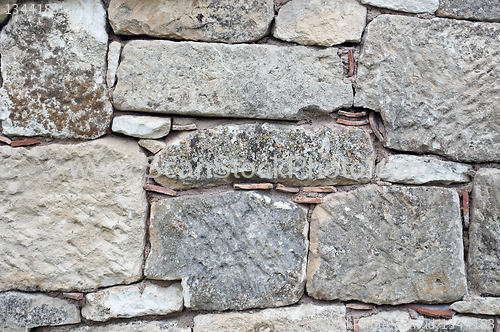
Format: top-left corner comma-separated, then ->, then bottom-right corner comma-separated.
469,168 -> 500,295
0,292 -> 80,330
376,155 -> 471,185
82,281 -> 183,321
138,139 -> 166,154
438,0 -> 500,21
107,41 -> 121,88
150,123 -> 375,189
108,0 -> 274,43
451,298 -> 500,315
360,0 -> 438,13
194,303 -> 346,332
273,0 -> 367,46
145,191 -> 308,311
0,137 -> 147,291
43,320 -> 190,332
0,0 -> 112,139
113,40 -> 353,120
112,115 -> 171,139
358,311 -> 493,332
307,185 -> 466,304
354,16 -> 500,163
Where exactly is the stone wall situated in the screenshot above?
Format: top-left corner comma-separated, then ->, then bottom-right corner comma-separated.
0,0 -> 499,331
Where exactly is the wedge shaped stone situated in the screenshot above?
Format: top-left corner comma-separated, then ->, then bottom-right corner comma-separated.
113,40 -> 353,120
469,168 -> 500,295
145,191 -> 309,311
355,16 -> 500,162
438,0 -> 500,21
150,124 -> 375,189
307,185 -> 466,304
42,320 -> 190,332
451,298 -> 500,315
0,0 -> 112,139
0,137 -> 148,291
360,0 -> 438,13
108,0 -> 274,43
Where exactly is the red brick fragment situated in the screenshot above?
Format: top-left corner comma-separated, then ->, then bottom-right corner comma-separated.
276,184 -> 300,193
294,197 -> 323,204
234,183 -> 273,190
462,192 -> 469,217
144,184 -> 177,196
172,124 -> 197,131
62,293 -> 84,301
303,186 -> 337,193
337,118 -> 369,126
338,110 -> 367,118
0,135 -> 11,145
407,304 -> 454,319
369,112 -> 384,141
11,139 -> 41,147
346,303 -> 375,310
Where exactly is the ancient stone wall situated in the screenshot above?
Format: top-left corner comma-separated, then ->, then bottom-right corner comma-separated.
0,0 -> 499,331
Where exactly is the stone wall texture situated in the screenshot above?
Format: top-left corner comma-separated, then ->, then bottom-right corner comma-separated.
0,0 -> 499,330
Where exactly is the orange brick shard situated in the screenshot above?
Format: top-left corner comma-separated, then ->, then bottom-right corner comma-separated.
144,184 -> 177,196
234,183 -> 273,190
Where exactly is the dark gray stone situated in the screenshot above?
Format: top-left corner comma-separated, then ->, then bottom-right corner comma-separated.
307,185 -> 466,305
145,191 -> 309,311
438,0 -> 500,21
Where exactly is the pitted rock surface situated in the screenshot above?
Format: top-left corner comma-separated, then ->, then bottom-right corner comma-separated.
438,0 -> 500,21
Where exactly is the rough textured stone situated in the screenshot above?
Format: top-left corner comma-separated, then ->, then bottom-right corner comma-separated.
438,0 -> 500,21
107,41 -> 121,88
451,298 -> 500,315
43,320 -> 190,332
145,191 -> 309,311
376,155 -> 471,185
82,281 -> 183,321
469,168 -> 500,295
194,304 -> 346,332
113,40 -> 353,120
108,0 -> 274,43
0,0 -> 16,26
360,0 -> 438,13
138,139 -> 166,154
112,115 -> 171,139
150,123 -> 375,189
354,16 -> 500,163
307,185 -> 466,305
273,0 -> 367,46
0,0 -> 112,139
0,292 -> 80,330
0,137 -> 147,291
358,311 -> 493,332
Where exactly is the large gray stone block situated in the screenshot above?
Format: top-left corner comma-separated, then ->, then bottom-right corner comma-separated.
0,0 -> 112,139
307,185 -> 466,304
438,0 -> 500,21
150,123 -> 375,189
113,40 -> 353,120
355,15 -> 500,162
469,168 -> 500,295
108,0 -> 274,43
145,191 -> 309,311
0,137 -> 148,291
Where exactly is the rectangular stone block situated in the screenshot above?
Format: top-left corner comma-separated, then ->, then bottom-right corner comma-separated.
355,15 -> 500,162
150,123 -> 375,189
307,185 -> 466,305
113,41 -> 353,120
145,191 -> 309,311
437,0 -> 500,21
0,137 -> 148,291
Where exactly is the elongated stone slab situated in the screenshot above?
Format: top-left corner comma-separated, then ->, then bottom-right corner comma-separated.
150,124 -> 375,189
0,137 -> 147,291
451,298 -> 500,315
43,321 -> 190,332
355,16 -> 500,162
360,0 -> 438,13
438,0 -> 500,21
194,304 -> 346,332
0,0 -> 112,139
0,292 -> 80,330
307,185 -> 466,305
145,191 -> 309,311
112,115 -> 171,139
108,0 -> 274,43
469,168 -> 500,295
113,41 -> 353,120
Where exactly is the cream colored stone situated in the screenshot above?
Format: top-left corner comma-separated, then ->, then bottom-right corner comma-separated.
112,115 -> 171,139
43,320 -> 190,332
451,298 -> 500,315
138,139 -> 166,154
107,41 -> 121,88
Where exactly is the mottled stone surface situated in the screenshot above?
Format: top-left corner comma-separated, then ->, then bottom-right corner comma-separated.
0,137 -> 147,291
138,139 -> 166,154
273,0 -> 367,46
108,0 -> 274,43
145,191 -> 309,311
113,40 -> 353,120
107,41 -> 121,88
82,282 -> 183,321
358,311 -> 493,332
438,0 -> 500,21
150,124 -> 375,189
376,155 -> 471,185
0,292 -> 80,330
43,320 -> 190,332
355,16 -> 500,163
451,298 -> 500,315
112,115 -> 171,139
0,0 -> 112,139
307,185 -> 466,304
360,0 -> 438,13
194,304 -> 346,332
469,168 -> 500,295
